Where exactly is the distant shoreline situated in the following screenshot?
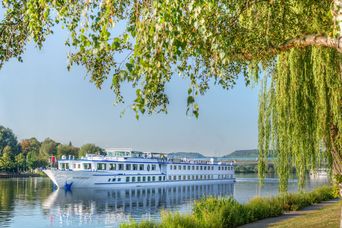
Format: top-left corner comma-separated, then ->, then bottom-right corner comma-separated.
0,172 -> 44,178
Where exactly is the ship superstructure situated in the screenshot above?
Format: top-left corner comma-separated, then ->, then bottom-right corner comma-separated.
44,148 -> 235,189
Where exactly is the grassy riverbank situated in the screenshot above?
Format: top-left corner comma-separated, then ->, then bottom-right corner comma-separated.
270,200 -> 342,228
121,186 -> 338,228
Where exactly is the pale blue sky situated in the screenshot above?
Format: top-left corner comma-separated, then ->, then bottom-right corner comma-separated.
0,25 -> 259,156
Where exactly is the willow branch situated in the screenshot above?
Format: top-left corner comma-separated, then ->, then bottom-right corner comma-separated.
243,34 -> 342,61
278,35 -> 342,53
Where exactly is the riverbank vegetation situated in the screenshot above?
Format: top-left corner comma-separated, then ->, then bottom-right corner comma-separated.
270,199 -> 342,228
0,125 -> 104,173
121,186 -> 338,228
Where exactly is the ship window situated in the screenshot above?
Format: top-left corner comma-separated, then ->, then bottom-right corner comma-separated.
126,164 -> 131,170
109,164 -> 116,170
159,176 -> 162,181
174,165 -> 177,170
118,178 -> 121,181
183,165 -> 186,170
148,176 -> 151,181
178,175 -> 181,180
112,178 -> 116,182
204,166 -> 207,170
163,176 -> 166,181
118,164 -> 124,170
170,165 -> 172,170
212,166 -> 214,170
108,178 -> 111,182
200,166 -> 203,170
126,177 -> 130,182
173,176 -> 176,180
73,164 -> 76,169
178,165 -> 181,170
147,165 -> 150,171
196,166 -> 199,170
152,165 -> 156,171
139,164 -> 144,170
83,163 -> 91,170
137,176 -> 141,182
192,166 -> 194,170
188,166 -> 190,170
152,176 -> 156,181
77,164 -> 80,169
183,176 -> 186,180
218,166 -> 221,170
97,163 -> 106,170
132,164 -> 138,170
143,176 -> 146,182
132,177 -> 136,182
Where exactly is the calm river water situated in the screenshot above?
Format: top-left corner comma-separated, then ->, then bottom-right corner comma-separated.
0,174 -> 328,228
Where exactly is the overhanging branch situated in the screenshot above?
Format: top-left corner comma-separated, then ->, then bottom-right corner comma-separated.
243,35 -> 342,61
278,35 -> 342,53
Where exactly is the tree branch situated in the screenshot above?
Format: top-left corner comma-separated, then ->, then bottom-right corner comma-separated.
278,35 -> 342,53
243,35 -> 342,61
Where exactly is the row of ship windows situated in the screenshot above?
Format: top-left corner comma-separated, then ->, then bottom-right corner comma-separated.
107,174 -> 233,183
108,176 -> 165,183
168,174 -> 233,181
70,163 -> 158,171
65,163 -> 233,171
170,165 -> 233,171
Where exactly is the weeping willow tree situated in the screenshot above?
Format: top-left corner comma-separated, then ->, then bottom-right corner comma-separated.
0,1 -> 341,192
258,47 -> 342,191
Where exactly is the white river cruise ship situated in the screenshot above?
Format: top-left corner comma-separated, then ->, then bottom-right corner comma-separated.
43,148 -> 235,189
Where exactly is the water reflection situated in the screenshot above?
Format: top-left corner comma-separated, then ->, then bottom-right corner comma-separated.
0,178 -> 52,228
0,176 -> 329,228
42,182 -> 234,227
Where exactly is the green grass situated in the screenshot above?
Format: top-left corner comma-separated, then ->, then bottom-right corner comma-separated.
270,200 -> 342,228
121,186 -> 338,228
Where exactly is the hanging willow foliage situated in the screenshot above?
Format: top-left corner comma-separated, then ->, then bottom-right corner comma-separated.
1,0 -> 342,192
258,47 -> 342,192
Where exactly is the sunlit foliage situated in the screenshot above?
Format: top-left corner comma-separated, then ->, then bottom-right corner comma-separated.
0,0 -> 341,190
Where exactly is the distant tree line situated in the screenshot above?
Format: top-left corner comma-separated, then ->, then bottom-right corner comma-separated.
0,125 -> 104,173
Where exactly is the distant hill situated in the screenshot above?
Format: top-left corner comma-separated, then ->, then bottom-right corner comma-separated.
167,152 -> 206,159
223,149 -> 259,158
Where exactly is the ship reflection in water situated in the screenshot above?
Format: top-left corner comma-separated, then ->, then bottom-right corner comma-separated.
42,182 -> 234,227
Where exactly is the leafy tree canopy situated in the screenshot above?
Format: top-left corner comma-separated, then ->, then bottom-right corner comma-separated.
79,143 -> 104,157
39,138 -> 58,160
1,0 -> 341,191
56,144 -> 79,158
20,138 -> 41,156
0,146 -> 14,171
0,125 -> 18,155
